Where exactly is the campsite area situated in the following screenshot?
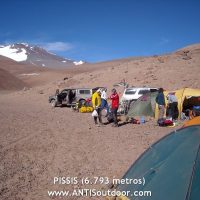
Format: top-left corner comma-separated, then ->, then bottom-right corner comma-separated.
0,44 -> 200,199
0,90 -> 176,200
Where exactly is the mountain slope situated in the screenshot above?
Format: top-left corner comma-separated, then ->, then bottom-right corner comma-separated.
0,55 -> 47,75
0,56 -> 67,89
0,43 -> 199,92
0,43 -> 84,68
0,68 -> 27,90
57,43 -> 200,92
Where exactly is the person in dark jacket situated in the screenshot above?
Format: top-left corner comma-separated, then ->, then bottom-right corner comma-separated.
110,88 -> 119,127
156,88 -> 166,120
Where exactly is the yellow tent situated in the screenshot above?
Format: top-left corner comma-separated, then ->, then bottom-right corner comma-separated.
155,88 -> 200,119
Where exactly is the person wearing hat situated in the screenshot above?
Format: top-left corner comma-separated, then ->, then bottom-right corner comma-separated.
110,88 -> 119,127
92,89 -> 103,126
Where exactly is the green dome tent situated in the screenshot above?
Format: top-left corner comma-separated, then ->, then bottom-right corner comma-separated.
117,125 -> 200,200
127,92 -> 158,118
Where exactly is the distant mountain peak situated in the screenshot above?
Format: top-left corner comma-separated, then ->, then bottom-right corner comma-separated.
0,43 -> 85,68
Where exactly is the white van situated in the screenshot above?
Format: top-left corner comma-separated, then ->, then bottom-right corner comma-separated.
121,87 -> 158,101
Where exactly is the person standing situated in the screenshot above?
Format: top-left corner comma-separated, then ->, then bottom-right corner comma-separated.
167,92 -> 179,120
92,89 -> 103,126
110,88 -> 119,127
101,88 -> 110,116
156,88 -> 166,120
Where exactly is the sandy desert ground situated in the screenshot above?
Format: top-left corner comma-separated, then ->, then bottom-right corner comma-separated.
0,44 -> 200,200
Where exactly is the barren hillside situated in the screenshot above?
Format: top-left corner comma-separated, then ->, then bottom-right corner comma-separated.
43,43 -> 200,96
0,68 -> 27,90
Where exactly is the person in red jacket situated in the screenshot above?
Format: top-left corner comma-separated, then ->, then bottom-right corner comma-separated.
110,88 -> 119,127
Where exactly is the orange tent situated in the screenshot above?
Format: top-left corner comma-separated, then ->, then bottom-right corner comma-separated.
183,116 -> 200,127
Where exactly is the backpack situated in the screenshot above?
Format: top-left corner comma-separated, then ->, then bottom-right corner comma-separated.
107,112 -> 114,123
157,118 -> 173,127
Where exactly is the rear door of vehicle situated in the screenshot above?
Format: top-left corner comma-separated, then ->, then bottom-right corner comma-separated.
77,89 -> 92,100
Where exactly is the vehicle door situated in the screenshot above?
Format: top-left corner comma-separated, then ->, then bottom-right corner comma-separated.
77,89 -> 91,100
58,90 -> 68,103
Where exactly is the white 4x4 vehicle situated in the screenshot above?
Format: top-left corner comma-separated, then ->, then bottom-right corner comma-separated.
121,87 -> 158,102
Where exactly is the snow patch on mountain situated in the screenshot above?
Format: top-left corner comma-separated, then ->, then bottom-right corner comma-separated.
0,45 -> 27,62
20,73 -> 40,76
21,43 -> 29,47
73,60 -> 84,65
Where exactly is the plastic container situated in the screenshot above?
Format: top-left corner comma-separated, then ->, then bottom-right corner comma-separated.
140,116 -> 145,124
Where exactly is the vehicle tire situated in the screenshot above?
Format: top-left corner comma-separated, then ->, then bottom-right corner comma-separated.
51,99 -> 57,107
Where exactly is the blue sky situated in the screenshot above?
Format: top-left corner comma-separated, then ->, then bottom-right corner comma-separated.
0,0 -> 200,62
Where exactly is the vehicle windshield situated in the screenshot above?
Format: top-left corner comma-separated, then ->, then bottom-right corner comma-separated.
138,90 -> 150,95
79,90 -> 91,94
61,90 -> 68,94
125,89 -> 136,95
